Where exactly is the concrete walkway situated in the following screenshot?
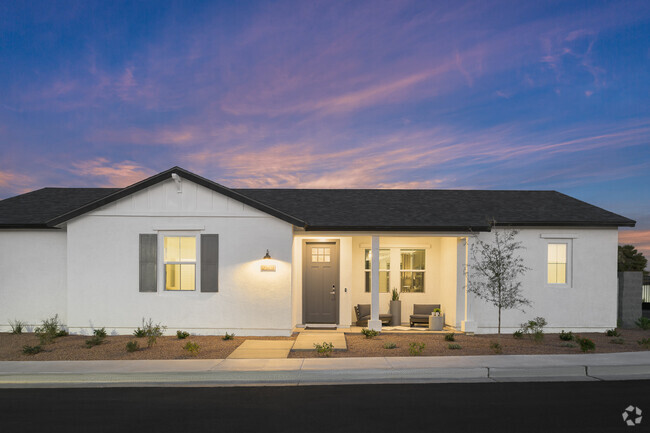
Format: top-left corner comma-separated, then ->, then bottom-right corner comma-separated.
292,331 -> 347,351
226,340 -> 294,359
0,351 -> 649,388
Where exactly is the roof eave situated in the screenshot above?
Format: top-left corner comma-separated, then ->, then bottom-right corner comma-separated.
45,167 -> 307,228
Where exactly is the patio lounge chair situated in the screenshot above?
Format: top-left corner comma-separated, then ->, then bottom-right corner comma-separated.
409,304 -> 441,327
354,304 -> 392,327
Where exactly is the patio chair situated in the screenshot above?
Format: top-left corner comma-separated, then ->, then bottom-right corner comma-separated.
409,304 -> 441,327
354,304 -> 392,327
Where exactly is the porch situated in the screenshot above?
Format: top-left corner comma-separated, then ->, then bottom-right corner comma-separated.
291,233 -> 477,333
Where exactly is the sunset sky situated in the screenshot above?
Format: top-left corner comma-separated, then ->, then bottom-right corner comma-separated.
1,1 -> 649,258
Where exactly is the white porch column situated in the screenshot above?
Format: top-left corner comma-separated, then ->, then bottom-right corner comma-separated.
368,235 -> 382,331
459,237 -> 477,333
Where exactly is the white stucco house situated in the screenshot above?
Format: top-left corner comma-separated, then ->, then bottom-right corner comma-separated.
0,167 -> 635,336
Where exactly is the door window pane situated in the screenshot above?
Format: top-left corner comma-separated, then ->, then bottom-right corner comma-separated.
312,247 -> 331,262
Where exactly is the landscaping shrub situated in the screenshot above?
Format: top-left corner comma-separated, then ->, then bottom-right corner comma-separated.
605,328 -> 620,337
610,337 -> 625,345
408,342 -> 425,356
361,328 -> 379,339
560,342 -> 576,348
9,319 -> 26,334
35,314 -> 66,345
126,341 -> 140,353
183,341 -> 200,356
93,328 -> 107,338
22,345 -> 42,355
635,317 -> 650,330
447,343 -> 462,350
383,342 -> 397,349
576,336 -> 595,352
223,332 -> 235,340
85,335 -> 104,348
512,330 -> 523,339
133,318 -> 166,348
518,317 -> 547,342
490,342 -> 502,354
176,330 -> 190,339
559,330 -> 574,341
314,342 -> 334,357
444,333 -> 455,342
638,338 -> 650,349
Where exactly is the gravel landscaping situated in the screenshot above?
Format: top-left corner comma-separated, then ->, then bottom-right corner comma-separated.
1,327 -> 648,360
0,333 -> 296,361
289,328 -> 650,358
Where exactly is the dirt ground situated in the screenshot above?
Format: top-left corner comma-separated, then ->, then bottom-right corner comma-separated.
0,333 -> 296,361
288,328 -> 650,358
1,328 -> 648,360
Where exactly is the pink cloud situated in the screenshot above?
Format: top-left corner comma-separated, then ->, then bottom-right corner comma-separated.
0,170 -> 35,193
69,158 -> 154,188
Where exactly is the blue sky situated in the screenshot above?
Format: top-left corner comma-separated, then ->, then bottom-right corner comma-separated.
1,0 -> 649,254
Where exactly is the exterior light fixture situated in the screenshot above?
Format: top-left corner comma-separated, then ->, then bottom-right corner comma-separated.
261,249 -> 276,272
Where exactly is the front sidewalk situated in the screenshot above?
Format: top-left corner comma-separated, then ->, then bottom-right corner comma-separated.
1,351 -> 650,388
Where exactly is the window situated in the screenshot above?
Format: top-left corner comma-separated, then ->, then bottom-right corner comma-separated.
364,249 -> 390,293
164,236 -> 196,291
547,243 -> 567,285
400,249 -> 425,292
312,247 -> 331,263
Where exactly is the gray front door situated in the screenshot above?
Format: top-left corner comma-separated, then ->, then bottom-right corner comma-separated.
303,241 -> 339,324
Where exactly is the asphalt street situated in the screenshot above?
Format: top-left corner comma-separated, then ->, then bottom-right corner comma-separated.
0,380 -> 648,433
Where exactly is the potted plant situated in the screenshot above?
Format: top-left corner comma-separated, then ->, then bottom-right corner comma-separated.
429,308 -> 444,331
389,288 -> 401,326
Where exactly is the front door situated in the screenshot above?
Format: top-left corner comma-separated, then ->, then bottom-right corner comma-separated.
303,241 -> 339,324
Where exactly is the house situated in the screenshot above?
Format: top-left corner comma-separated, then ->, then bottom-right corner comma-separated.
0,167 -> 635,336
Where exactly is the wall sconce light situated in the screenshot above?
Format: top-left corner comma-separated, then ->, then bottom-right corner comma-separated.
261,249 -> 276,272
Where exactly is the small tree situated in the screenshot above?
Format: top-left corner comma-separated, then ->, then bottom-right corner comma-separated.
618,245 -> 647,274
468,223 -> 531,335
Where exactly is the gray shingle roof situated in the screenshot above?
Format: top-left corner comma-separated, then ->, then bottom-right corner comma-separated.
233,189 -> 635,230
0,167 -> 635,230
0,188 -> 120,228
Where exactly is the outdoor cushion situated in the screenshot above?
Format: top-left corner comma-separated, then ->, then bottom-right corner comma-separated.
354,304 -> 392,326
410,304 -> 441,327
413,304 -> 440,315
357,304 -> 371,318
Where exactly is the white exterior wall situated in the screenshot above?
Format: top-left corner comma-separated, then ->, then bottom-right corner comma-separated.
65,177 -> 294,336
0,230 -> 67,331
469,227 -> 619,334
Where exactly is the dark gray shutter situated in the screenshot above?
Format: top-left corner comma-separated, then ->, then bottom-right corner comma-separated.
201,234 -> 219,292
139,234 -> 157,292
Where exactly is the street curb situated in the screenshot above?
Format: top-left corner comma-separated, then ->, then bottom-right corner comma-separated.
488,365 -> 587,378
0,365 -> 649,388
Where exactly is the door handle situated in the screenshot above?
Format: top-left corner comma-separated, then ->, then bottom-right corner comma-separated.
330,285 -> 336,295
